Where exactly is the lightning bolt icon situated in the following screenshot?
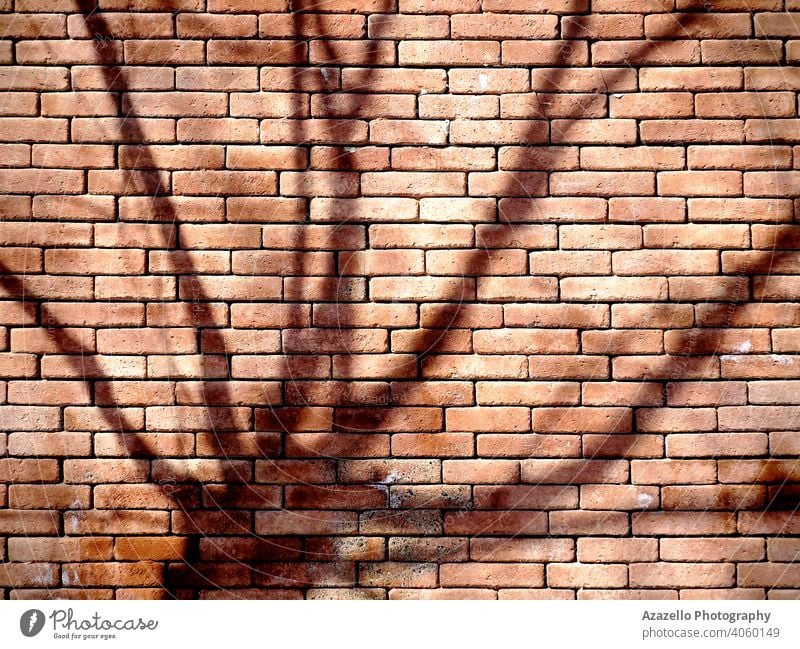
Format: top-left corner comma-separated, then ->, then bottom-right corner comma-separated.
28,611 -> 38,633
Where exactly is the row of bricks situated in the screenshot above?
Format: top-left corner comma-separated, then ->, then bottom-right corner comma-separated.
6,536 -> 800,565
8,12 -> 800,40
2,37 -> 800,67
4,274 -> 800,301
5,220 -> 797,245
7,39 -> 800,68
1,481 -> 795,509
0,426 -> 727,453
0,403 -> 798,430
0,508 -> 797,535
0,432 -> 796,459
8,39 -> 800,67
3,249 -> 799,275
11,66 -> 800,93
10,91 -> 800,119
3,255 -> 798,280
4,351 -> 799,380
8,38 -> 800,68
10,12 -> 800,41
8,168 -> 800,196
6,301 -> 799,328
9,118 -> 800,146
0,377 -> 798,406
1,269 -> 796,294
5,144 -> 800,171
2,560 -> 800,591
1,326 -> 799,354
7,169 -> 800,201
3,456 -> 800,482
2,196 -> 798,223
0,434 -> 793,461
0,13 -> 724,41
3,222 -> 799,248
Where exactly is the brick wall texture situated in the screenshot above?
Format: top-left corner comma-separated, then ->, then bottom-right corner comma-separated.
1,0 -> 800,601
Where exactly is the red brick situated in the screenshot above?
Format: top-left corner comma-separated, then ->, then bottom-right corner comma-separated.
0,249 -> 41,274
1,68 -> 65,96
659,170 -> 742,196
740,511 -> 800,535
399,40 -> 499,66
548,563 -> 628,588
593,40 -> 701,65
281,171 -> 359,197
72,65 -> 174,92
96,432 -> 193,457
230,92 -> 307,121
1,168 -> 82,194
0,116 -> 70,143
503,40 -> 588,66
124,39 -> 205,64
663,538 -> 764,562
33,144 -> 115,169
578,538 -> 658,563
4,392 -> 52,425
120,197 -> 225,223
392,433 -> 473,457
633,512 -> 736,536
119,145 -> 224,171
261,13 -> 364,38
391,380 -> 474,406
663,485 -> 765,510
73,118 -> 175,145
0,144 -> 31,169
422,95 -> 499,119
177,66 -> 258,91
642,119 -> 745,145
563,14 -> 643,39
630,563 -> 734,588
388,536 -> 465,561
207,40 -> 306,65
310,40 -> 395,65
310,146 -> 389,172
372,226 -> 472,251
45,249 -> 145,275
704,39 -> 782,64
227,145 -> 306,170
0,562 -> 59,586
608,197 -> 686,222
441,563 -> 544,588
445,510 -> 547,536
63,562 -> 165,587
549,511 -> 629,536
401,0 -> 479,11
647,13 -> 752,39
478,432 -> 571,460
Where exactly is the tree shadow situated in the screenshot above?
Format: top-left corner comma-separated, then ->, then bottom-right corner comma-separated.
1,0 -> 800,600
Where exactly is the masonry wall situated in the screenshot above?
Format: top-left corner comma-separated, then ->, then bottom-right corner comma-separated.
1,0 -> 800,600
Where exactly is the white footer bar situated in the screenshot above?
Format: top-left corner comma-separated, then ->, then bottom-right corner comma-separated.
0,600 -> 797,648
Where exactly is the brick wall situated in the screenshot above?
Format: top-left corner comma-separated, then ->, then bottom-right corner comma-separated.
1,0 -> 799,600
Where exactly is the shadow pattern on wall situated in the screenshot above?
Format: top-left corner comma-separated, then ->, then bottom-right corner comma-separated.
0,0 -> 799,599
